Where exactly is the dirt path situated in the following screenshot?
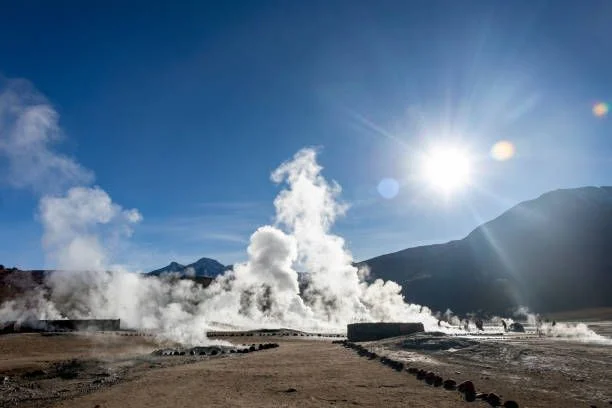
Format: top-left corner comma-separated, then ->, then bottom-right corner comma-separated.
51,337 -> 468,408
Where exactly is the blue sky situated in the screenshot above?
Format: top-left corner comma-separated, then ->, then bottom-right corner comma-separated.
0,0 -> 611,270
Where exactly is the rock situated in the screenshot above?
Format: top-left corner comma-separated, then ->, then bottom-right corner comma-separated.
465,391 -> 476,402
433,376 -> 443,387
457,380 -> 475,394
487,393 -> 501,406
416,369 -> 426,380
503,401 -> 519,408
284,387 -> 297,393
393,362 -> 404,371
443,379 -> 456,390
425,372 -> 436,385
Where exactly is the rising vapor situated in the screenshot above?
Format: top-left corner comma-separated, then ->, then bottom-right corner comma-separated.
0,79 -> 607,345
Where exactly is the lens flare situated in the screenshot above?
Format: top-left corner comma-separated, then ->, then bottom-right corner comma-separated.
491,140 -> 515,161
377,178 -> 399,199
592,102 -> 609,118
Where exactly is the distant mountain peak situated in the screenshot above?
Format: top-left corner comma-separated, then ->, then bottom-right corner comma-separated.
168,261 -> 184,268
148,257 -> 226,278
191,257 -> 224,267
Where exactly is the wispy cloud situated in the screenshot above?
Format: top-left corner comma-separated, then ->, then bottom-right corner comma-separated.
141,219 -> 249,244
0,79 -> 94,194
139,211 -> 265,245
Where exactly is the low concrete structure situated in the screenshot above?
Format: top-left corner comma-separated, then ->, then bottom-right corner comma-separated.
1,319 -> 120,334
347,322 -> 425,342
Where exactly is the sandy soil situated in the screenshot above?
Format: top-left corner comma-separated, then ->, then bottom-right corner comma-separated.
0,331 -> 610,408
368,333 -> 611,408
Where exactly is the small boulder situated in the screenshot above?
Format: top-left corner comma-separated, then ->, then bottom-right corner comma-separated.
443,379 -> 456,390
433,376 -> 443,387
486,393 -> 501,406
503,401 -> 519,408
457,380 -> 475,394
465,391 -> 476,402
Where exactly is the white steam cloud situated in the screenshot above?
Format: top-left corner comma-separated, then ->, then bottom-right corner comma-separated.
0,79 -> 93,194
40,186 -> 142,271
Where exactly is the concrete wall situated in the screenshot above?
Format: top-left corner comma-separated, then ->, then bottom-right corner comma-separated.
347,322 -> 425,342
1,319 -> 120,334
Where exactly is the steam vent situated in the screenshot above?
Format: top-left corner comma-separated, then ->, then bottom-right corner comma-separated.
347,322 -> 425,342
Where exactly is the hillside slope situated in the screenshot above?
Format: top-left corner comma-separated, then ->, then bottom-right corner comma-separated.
360,187 -> 612,315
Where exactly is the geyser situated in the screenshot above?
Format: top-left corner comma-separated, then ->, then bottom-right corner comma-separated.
1,79 -> 609,346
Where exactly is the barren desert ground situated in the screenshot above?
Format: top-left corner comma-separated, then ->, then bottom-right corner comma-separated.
1,327 -> 611,408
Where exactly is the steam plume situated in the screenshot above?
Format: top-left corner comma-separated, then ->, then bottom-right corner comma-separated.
0,79 -> 609,345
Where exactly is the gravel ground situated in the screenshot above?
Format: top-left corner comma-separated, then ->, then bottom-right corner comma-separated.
0,330 -> 610,408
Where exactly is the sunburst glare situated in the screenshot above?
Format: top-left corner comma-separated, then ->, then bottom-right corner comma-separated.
419,146 -> 472,194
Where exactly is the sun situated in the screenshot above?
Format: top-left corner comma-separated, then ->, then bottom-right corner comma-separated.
419,146 -> 472,193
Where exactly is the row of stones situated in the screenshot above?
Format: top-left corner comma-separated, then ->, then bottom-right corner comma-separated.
335,340 -> 519,408
152,343 -> 280,357
209,332 -> 344,338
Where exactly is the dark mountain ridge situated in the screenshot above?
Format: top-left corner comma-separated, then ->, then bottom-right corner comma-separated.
359,186 -> 612,315
147,257 -> 227,277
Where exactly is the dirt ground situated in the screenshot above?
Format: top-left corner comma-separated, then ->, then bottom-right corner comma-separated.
0,330 -> 610,408
369,333 -> 611,408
